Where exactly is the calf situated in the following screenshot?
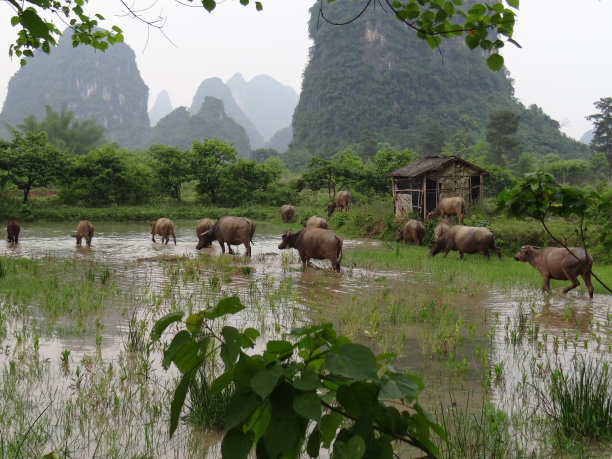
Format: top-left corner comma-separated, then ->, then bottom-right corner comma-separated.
7,219 -> 20,244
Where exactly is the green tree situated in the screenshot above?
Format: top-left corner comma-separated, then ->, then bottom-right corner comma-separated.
485,109 -> 521,167
15,105 -> 106,155
0,130 -> 67,203
191,138 -> 237,204
6,1 -> 518,70
252,148 -> 280,163
363,146 -> 417,194
61,145 -> 154,205
302,149 -> 364,195
358,130 -> 378,161
148,144 -> 192,201
420,122 -> 446,157
586,97 -> 612,170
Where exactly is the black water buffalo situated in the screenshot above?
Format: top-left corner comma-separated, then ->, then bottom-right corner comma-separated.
514,245 -> 594,298
7,219 -> 20,244
278,227 -> 343,272
72,220 -> 94,247
427,196 -> 465,224
195,218 -> 215,248
429,225 -> 501,259
396,219 -> 426,245
151,218 -> 176,245
197,216 -> 256,257
327,191 -> 352,216
280,205 -> 295,223
301,216 -> 329,229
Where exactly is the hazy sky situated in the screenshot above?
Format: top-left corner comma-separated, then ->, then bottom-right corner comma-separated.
1,0 -> 610,141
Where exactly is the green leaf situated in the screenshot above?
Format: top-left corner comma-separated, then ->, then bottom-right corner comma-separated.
202,0 -> 216,12
380,371 -> 422,402
11,16 -> 20,26
262,418 -> 300,459
426,35 -> 442,50
486,53 -> 504,71
225,391 -> 260,429
325,343 -> 378,380
220,326 -> 241,367
293,391 -> 322,421
20,8 -> 50,39
150,311 -> 184,342
185,310 -> 206,334
209,370 -> 233,395
245,403 -> 271,443
251,365 -> 284,399
293,368 -> 320,391
321,412 -> 344,448
507,0 -> 519,8
336,382 -> 379,417
169,370 -> 191,437
162,331 -> 203,373
346,435 -> 366,458
204,296 -> 245,319
221,428 -> 254,459
306,429 -> 321,458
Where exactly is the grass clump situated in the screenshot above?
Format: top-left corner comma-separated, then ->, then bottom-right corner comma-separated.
548,359 -> 612,444
186,369 -> 235,429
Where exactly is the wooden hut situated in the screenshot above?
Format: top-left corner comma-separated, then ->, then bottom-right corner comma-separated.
388,156 -> 491,220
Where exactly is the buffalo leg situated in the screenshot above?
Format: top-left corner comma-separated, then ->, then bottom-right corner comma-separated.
542,274 -> 552,293
219,242 -> 226,254
152,235 -> 156,243
583,271 -> 594,298
172,232 -> 177,246
561,269 -> 581,295
245,243 -> 251,257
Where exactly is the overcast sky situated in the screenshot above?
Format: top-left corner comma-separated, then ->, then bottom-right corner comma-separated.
1,0 -> 610,141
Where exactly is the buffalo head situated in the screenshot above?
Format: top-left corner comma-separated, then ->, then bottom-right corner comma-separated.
196,230 -> 213,250
514,245 -> 538,262
278,230 -> 292,250
327,201 -> 336,216
429,235 -> 444,257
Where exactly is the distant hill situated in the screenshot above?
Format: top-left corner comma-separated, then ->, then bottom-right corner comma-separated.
227,73 -> 299,142
149,90 -> 173,127
580,129 -> 594,145
291,0 -> 590,161
267,126 -> 293,153
0,30 -> 149,148
189,77 -> 264,150
147,97 -> 251,158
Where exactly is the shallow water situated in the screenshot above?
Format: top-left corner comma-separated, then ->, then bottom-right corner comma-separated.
1,220 -> 611,456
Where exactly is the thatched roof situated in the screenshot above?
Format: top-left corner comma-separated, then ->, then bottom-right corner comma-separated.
388,156 -> 491,178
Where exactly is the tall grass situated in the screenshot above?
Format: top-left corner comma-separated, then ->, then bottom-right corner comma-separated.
548,359 -> 612,443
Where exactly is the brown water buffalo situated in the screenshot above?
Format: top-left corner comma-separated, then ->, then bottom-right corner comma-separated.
327,191 -> 352,216
302,216 -> 329,229
432,217 -> 452,244
72,220 -> 94,247
278,227 -> 343,272
429,225 -> 501,259
151,218 -> 176,245
280,205 -> 295,223
197,216 -> 256,256
427,197 -> 465,224
195,218 -> 215,248
513,245 -> 594,298
396,219 -> 426,245
7,219 -> 20,244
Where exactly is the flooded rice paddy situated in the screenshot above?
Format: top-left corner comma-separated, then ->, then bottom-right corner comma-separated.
0,220 -> 611,457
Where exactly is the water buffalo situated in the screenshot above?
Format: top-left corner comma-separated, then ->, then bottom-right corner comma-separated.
280,205 -> 295,223
278,227 -> 343,272
72,220 -> 94,247
7,219 -> 20,244
197,216 -> 256,257
195,218 -> 216,248
432,217 -> 452,244
427,197 -> 465,224
327,191 -> 352,216
151,218 -> 176,245
302,216 -> 329,229
513,245 -> 594,298
396,219 -> 426,245
429,225 -> 501,259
